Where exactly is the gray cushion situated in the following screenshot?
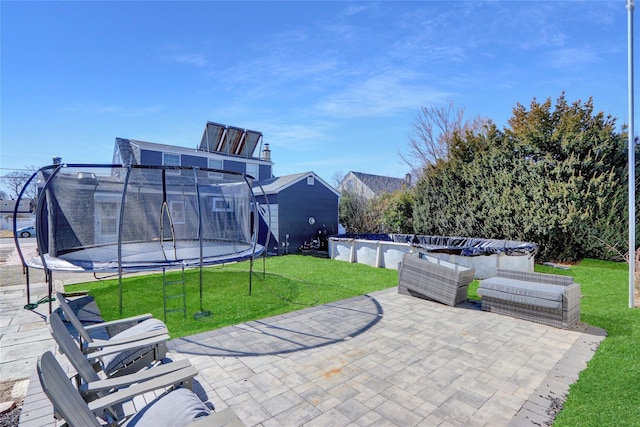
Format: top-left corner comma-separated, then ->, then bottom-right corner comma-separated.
479,277 -> 565,301
477,287 -> 562,310
478,276 -> 567,310
102,318 -> 167,373
123,387 -> 211,427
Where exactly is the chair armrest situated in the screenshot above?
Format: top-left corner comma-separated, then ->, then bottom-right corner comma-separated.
564,283 -> 582,300
84,313 -> 154,331
85,333 -> 169,362
79,359 -> 194,395
84,328 -> 168,351
86,366 -> 199,414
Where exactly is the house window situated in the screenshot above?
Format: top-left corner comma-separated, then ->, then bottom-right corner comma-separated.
163,153 -> 181,174
246,163 -> 259,179
307,176 -> 315,185
170,201 -> 185,224
94,193 -> 121,244
208,158 -> 223,179
212,197 -> 232,212
99,203 -> 118,235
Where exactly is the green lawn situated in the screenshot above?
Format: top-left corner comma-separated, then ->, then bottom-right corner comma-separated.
65,256 -> 640,426
537,259 -> 640,427
65,255 -> 398,338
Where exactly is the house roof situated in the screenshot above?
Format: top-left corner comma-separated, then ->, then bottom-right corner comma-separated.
254,171 -> 340,197
347,171 -> 409,196
115,138 -> 271,166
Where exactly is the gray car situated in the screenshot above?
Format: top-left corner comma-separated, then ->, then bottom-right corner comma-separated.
17,226 -> 36,238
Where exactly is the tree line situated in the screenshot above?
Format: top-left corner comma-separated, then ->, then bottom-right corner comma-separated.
340,94 -> 637,262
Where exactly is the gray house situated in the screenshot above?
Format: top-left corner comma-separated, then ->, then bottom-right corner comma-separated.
111,122 -> 339,255
338,171 -> 411,199
1,199 -> 33,230
253,172 -> 340,255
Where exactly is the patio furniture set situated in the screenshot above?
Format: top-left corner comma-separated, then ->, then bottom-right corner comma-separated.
397,253 -> 581,329
35,292 -> 244,427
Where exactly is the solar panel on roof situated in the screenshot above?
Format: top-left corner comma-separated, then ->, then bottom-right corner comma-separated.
199,122 -> 262,158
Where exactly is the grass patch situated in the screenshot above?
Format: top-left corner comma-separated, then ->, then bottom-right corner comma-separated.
65,255 -> 398,338
65,256 -> 640,425
535,259 -> 640,426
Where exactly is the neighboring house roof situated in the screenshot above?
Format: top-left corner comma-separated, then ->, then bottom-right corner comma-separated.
339,171 -> 410,198
254,171 -> 340,197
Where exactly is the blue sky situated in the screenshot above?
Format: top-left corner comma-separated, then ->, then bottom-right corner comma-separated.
0,0 -> 632,185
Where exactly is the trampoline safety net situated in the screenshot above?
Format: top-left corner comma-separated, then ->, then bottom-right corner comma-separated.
26,164 -> 264,272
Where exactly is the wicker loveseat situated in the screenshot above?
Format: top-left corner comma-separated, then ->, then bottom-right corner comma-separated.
398,253 -> 475,306
478,269 -> 580,329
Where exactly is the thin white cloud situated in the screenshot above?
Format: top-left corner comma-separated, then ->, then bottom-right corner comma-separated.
548,47 -> 600,68
170,53 -> 208,67
314,73 -> 449,119
261,121 -> 333,151
161,45 -> 209,67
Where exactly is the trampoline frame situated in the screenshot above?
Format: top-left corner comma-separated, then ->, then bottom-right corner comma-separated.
14,163 -> 271,315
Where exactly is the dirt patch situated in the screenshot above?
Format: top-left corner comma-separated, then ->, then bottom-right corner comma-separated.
0,379 -> 26,427
0,248 -> 13,263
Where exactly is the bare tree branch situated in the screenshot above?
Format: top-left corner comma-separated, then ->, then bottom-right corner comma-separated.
401,100 -> 489,177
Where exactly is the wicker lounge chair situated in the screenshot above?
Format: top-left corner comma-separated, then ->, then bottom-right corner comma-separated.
398,253 -> 475,306
56,291 -> 169,377
478,269 -> 580,329
37,350 -> 244,427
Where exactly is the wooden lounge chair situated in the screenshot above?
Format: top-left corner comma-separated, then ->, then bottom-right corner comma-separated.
56,291 -> 169,377
48,311 -> 195,404
37,350 -> 244,427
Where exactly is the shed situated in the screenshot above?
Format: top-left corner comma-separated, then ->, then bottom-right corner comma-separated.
253,172 -> 340,255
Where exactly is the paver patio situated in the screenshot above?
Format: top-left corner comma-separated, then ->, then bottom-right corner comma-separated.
8,276 -> 605,426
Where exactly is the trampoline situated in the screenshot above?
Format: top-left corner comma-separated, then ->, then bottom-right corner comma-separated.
14,163 -> 267,314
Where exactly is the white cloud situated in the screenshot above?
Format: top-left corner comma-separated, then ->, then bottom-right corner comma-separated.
548,47 -> 600,68
170,53 -> 208,67
161,45 -> 209,67
314,73 -> 449,119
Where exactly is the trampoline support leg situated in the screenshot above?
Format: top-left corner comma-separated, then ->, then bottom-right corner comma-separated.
193,265 -> 211,320
24,265 -> 30,305
47,269 -> 53,314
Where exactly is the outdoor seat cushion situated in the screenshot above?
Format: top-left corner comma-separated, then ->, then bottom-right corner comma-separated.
123,387 -> 211,427
478,277 -> 565,310
101,318 -> 168,373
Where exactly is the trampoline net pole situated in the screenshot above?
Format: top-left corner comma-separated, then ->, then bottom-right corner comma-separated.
193,168 -> 211,319
118,166 -> 132,315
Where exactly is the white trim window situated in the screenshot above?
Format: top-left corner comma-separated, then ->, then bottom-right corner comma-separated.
208,158 -> 223,179
212,197 -> 232,212
163,153 -> 181,174
246,163 -> 259,180
169,200 -> 186,224
94,193 -> 121,244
